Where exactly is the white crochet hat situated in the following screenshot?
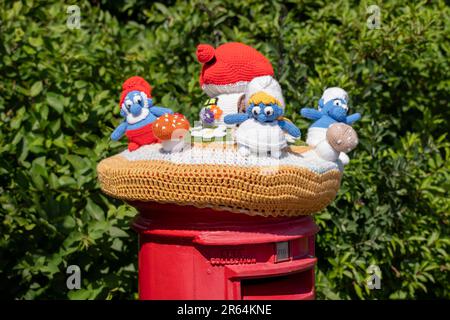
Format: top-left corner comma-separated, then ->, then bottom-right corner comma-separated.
321,87 -> 349,104
244,76 -> 285,108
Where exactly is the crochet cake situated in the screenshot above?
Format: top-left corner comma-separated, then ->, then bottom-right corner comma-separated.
98,42 -> 359,218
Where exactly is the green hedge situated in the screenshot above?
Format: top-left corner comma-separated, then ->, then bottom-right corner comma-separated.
0,0 -> 448,299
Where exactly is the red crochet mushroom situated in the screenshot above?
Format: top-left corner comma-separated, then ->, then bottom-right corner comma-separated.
153,113 -> 190,152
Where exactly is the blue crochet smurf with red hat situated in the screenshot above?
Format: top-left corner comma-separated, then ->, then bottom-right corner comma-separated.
111,76 -> 173,151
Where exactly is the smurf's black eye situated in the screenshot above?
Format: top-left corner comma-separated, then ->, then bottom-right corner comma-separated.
264,106 -> 274,116
133,95 -> 142,104
333,100 -> 341,107
124,100 -> 132,111
252,106 -> 261,116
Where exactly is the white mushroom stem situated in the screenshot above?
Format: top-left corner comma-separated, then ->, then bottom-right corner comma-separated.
161,139 -> 185,152
314,140 -> 340,162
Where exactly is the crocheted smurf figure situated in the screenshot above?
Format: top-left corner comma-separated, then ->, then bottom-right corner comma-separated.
111,76 -> 173,151
300,87 -> 360,164
224,88 -> 301,158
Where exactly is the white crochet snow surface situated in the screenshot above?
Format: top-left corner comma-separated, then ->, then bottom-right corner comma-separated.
120,143 -> 342,175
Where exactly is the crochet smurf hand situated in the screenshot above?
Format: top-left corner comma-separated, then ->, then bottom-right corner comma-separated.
345,112 -> 361,125
149,100 -> 174,117
278,119 -> 301,138
224,113 -> 250,124
300,108 -> 322,121
111,121 -> 128,141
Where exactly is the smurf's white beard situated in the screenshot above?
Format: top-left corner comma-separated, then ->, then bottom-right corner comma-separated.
126,107 -> 150,125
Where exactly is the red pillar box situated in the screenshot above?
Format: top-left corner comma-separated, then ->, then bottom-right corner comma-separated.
131,202 -> 319,300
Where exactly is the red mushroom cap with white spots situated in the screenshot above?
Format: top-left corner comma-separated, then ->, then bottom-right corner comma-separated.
153,113 -> 190,141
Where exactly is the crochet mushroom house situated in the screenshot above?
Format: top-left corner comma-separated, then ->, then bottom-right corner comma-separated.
98,42 -> 361,217
196,42 -> 275,124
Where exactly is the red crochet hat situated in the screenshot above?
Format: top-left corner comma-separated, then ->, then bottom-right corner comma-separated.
196,42 -> 274,94
119,76 -> 152,107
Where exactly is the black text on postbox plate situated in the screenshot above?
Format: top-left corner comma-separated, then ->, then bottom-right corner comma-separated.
275,241 -> 289,262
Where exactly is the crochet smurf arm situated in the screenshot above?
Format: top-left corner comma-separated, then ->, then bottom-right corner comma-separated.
278,119 -> 301,138
300,108 -> 322,120
150,106 -> 174,117
111,121 -> 128,141
224,113 -> 249,124
345,112 -> 361,125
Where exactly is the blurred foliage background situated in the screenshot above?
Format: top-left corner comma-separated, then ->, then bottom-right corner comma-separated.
0,0 -> 448,299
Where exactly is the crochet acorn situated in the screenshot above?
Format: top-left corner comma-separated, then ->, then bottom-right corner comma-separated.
326,123 -> 359,153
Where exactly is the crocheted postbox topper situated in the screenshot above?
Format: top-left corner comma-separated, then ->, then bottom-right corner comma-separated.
99,43 -> 351,218
196,42 -> 274,97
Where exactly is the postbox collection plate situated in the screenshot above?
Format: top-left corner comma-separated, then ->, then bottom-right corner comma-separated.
275,241 -> 289,263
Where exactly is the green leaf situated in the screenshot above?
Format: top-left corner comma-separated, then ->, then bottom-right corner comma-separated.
68,289 -> 92,300
29,81 -> 43,97
46,92 -> 65,114
85,199 -> 104,221
31,156 -> 47,178
28,36 -> 43,48
58,176 -> 77,187
109,226 -> 129,238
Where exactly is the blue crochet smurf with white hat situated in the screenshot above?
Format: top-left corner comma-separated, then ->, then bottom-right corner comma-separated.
301,87 -> 361,164
301,87 -> 361,128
